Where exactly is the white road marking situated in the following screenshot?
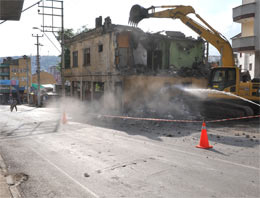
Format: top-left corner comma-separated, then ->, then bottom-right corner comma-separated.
27,139 -> 99,198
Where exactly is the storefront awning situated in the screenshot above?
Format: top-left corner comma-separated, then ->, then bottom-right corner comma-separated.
32,83 -> 44,89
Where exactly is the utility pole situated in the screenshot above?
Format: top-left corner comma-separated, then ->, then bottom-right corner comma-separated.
23,55 -> 30,104
61,0 -> 65,96
32,34 -> 43,107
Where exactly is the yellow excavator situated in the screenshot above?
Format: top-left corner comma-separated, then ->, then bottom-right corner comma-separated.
129,4 -> 260,117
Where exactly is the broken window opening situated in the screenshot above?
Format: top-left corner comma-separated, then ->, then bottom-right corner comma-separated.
118,48 -> 128,69
147,50 -> 162,72
83,81 -> 92,101
93,82 -> 104,101
98,44 -> 103,52
72,81 -> 80,98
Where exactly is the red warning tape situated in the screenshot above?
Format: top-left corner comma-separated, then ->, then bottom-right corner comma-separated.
206,114 -> 260,123
91,114 -> 260,123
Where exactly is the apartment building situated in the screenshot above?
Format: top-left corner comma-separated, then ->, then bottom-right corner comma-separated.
64,17 -> 208,111
232,0 -> 260,79
0,57 -> 31,104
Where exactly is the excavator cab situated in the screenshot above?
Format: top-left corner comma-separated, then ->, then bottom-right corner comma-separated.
209,67 -> 237,92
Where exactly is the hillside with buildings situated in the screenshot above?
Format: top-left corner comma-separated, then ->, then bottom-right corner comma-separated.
0,56 -> 60,74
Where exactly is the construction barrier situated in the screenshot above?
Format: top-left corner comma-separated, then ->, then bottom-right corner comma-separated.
90,113 -> 260,123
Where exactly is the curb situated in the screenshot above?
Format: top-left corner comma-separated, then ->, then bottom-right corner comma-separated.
0,153 -> 22,198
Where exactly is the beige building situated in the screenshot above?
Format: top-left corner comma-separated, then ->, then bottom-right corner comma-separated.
64,17 -> 208,112
232,0 -> 260,78
9,57 -> 32,92
32,71 -> 56,85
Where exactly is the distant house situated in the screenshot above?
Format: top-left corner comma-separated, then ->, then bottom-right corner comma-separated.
32,71 -> 56,85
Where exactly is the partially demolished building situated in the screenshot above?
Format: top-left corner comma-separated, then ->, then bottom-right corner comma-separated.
64,17 -> 208,111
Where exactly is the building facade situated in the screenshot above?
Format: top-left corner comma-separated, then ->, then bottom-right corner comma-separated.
232,0 -> 260,78
0,57 -> 31,104
64,17 -> 208,111
32,71 -> 56,85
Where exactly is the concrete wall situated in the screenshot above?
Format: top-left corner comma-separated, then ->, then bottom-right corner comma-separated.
133,43 -> 147,65
69,31 -> 116,74
169,40 -> 204,69
242,21 -> 254,36
237,53 -> 255,77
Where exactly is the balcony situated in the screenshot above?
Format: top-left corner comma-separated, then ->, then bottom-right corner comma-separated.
233,2 -> 256,22
232,36 -> 255,52
0,64 -> 9,67
0,72 -> 10,76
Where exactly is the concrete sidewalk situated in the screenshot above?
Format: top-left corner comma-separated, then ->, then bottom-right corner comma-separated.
0,173 -> 12,198
0,154 -> 12,198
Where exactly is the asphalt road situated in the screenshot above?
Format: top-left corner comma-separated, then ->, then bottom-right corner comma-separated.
0,105 -> 259,198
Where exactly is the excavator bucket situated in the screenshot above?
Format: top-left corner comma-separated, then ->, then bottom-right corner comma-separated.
129,4 -> 149,26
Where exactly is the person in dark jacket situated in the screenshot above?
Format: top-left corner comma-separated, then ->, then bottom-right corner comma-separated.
10,98 -> 18,112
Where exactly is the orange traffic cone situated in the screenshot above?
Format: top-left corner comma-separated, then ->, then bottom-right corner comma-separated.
196,121 -> 213,149
62,112 -> 67,124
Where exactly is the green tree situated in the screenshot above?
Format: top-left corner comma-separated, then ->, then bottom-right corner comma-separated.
76,25 -> 90,35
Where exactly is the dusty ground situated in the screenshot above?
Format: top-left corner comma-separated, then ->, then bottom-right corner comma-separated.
0,104 -> 259,197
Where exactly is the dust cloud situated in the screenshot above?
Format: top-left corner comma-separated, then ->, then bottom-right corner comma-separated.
124,84 -> 203,120
44,82 -> 208,123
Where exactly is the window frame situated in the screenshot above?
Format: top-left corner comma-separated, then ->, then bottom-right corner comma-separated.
98,44 -> 103,53
72,51 -> 78,67
83,48 -> 91,66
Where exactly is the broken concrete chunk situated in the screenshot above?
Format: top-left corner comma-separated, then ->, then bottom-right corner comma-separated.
84,173 -> 90,177
6,175 -> 14,185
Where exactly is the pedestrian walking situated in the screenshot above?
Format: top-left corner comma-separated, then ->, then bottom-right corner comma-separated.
10,98 -> 18,112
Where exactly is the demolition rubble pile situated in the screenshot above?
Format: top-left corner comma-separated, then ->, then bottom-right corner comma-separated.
124,85 -> 202,121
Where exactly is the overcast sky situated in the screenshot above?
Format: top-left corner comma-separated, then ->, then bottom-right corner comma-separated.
0,0 -> 241,57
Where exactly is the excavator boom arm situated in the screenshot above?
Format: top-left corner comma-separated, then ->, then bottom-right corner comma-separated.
129,5 -> 235,66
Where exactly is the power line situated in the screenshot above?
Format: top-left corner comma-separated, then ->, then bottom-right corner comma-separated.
43,32 -> 61,53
